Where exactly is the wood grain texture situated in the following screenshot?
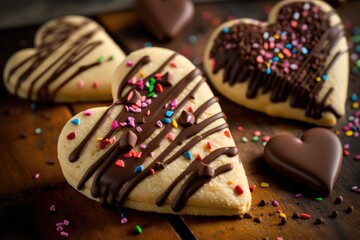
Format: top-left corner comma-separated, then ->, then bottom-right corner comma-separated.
0,1 -> 359,239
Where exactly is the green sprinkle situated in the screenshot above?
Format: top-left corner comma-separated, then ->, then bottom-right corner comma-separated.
356,59 -> 360,68
314,197 -> 323,202
148,92 -> 155,97
34,128 -> 42,135
149,84 -> 154,92
135,225 -> 142,234
108,54 -> 115,61
252,136 -> 259,142
150,77 -> 156,84
97,55 -> 105,63
241,136 -> 248,143
262,142 -> 267,147
351,35 -> 360,43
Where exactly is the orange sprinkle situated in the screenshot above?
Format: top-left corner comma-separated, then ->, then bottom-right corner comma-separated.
224,130 -> 231,138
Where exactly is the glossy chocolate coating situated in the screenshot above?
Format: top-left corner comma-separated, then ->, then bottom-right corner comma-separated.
264,128 -> 343,195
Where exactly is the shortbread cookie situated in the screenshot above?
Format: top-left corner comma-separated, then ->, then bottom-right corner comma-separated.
3,15 -> 125,102
58,47 -> 251,216
204,0 -> 348,126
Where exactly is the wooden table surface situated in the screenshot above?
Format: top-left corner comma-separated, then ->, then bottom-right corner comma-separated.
1,1 -> 359,239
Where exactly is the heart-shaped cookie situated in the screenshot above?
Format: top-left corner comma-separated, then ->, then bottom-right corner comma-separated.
58,47 -> 251,215
3,15 -> 125,102
204,0 -> 348,126
264,128 -> 343,195
136,0 -> 194,41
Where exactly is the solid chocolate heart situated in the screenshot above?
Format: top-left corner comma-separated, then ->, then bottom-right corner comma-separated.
264,128 -> 342,195
136,0 -> 194,42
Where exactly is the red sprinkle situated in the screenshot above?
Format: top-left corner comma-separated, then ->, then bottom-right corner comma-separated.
169,61 -> 178,68
249,185 -> 256,192
196,153 -> 202,160
155,83 -> 163,93
224,130 -> 231,138
66,131 -> 76,140
253,130 -> 261,136
343,150 -> 350,156
300,213 -> 311,219
92,81 -> 100,89
167,133 -> 174,141
188,106 -> 194,113
206,141 -> 212,150
150,168 -> 155,175
234,185 -> 244,195
115,159 -> 125,168
237,126 -> 243,131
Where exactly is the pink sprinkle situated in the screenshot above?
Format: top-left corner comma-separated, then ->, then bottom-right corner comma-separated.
351,186 -> 358,191
127,60 -> 133,67
34,173 -> 40,179
128,77 -> 136,85
276,237 -> 284,240
269,42 -> 275,49
291,20 -> 298,28
256,55 -> 264,63
252,43 -> 260,48
343,126 -> 351,131
63,220 -> 70,226
272,200 -> 279,206
77,79 -> 85,89
237,126 -> 243,131
265,52 -> 273,59
263,42 -> 269,50
136,127 -> 142,133
171,99 -> 178,108
145,99 -> 152,105
108,136 -> 116,145
112,121 -> 119,130
56,222 -> 64,227
260,49 -> 266,56
262,135 -> 270,142
146,110 -> 151,116
301,24 -> 308,30
57,226 -> 63,232
83,109 -> 92,116
170,61 -> 178,68
354,155 -> 360,161
92,81 -> 100,89
354,132 -> 359,137
254,131 -> 261,136
60,231 -> 69,237
115,159 -> 125,168
50,205 -> 56,212
156,120 -> 163,128
295,193 -> 303,198
141,102 -> 148,108
140,144 -> 146,150
302,10 -> 309,17
343,144 -> 350,149
128,121 -> 135,128
121,217 -> 128,224
164,103 -> 169,108
119,122 -> 127,127
167,133 -> 174,141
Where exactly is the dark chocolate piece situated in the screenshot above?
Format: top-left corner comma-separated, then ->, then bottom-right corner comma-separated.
118,131 -> 137,150
126,90 -> 142,105
136,0 -> 194,42
198,164 -> 215,178
264,128 -> 343,195
178,110 -> 195,127
161,71 -> 174,86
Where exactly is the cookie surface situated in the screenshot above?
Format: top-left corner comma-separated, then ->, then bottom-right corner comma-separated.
204,0 -> 348,126
3,15 -> 125,102
58,47 -> 251,216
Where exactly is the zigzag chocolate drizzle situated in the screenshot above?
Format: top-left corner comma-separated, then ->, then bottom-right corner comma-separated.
6,18 -> 111,102
71,53 -> 237,211
209,2 -> 345,119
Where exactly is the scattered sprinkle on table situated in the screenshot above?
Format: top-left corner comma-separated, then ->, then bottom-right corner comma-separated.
260,182 -> 269,188
34,128 -> 42,134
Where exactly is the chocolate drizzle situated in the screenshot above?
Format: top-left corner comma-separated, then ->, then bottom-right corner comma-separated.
6,17 -> 109,102
209,2 -> 345,119
70,52 -> 237,211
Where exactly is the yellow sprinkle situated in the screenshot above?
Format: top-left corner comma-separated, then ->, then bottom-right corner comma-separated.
139,71 -> 145,77
316,77 -> 321,82
172,119 -> 178,128
266,62 -> 271,68
278,53 -> 284,59
227,180 -> 234,185
352,102 -> 359,109
97,137 -> 103,141
345,130 -> 354,137
260,182 -> 269,188
279,212 -> 287,219
274,34 -> 280,39
335,130 -> 341,135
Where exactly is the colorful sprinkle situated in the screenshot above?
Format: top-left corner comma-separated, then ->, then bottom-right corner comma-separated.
163,118 -> 171,124
334,196 -> 344,204
127,60 -> 134,67
66,132 -> 76,140
196,153 -> 202,160
260,182 -> 269,188
50,205 -> 56,212
83,109 -> 92,116
135,225 -> 142,234
70,118 -> 80,125
252,136 -> 259,142
206,141 -> 212,150
156,120 -> 163,128
224,130 -> 231,138
241,136 -> 248,143
112,120 -> 119,130
249,185 -> 256,192
170,61 -> 178,68
222,27 -> 230,33
314,197 -> 323,202
295,193 -> 303,198
134,165 -> 144,173
97,56 -> 105,63
34,173 -> 40,179
92,81 -> 100,89
184,151 -> 192,160
120,217 -> 128,224
167,133 -> 174,141
172,119 -> 178,128
272,200 -> 279,206
77,79 -> 85,89
234,185 -> 244,195
60,231 -> 69,237
300,213 -> 311,219
115,160 -> 125,168
34,128 -> 42,134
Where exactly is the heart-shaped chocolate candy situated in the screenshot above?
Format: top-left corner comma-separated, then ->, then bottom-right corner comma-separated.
264,128 -> 343,195
3,15 -> 125,102
204,0 -> 349,126
136,0 -> 194,41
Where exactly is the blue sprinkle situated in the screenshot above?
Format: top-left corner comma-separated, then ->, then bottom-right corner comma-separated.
355,45 -> 360,54
144,42 -> 152,48
165,110 -> 174,118
291,48 -> 297,54
184,151 -> 192,160
348,115 -> 355,121
281,31 -> 288,36
70,118 -> 80,125
273,56 -> 280,62
134,165 -> 143,173
350,93 -> 358,101
352,126 -> 359,132
34,128 -> 42,135
301,47 -> 308,55
163,118 -> 171,124
321,75 -> 328,81
187,35 -> 197,44
285,43 -> 292,49
30,103 -> 37,110
266,68 -> 271,75
222,27 -> 230,33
